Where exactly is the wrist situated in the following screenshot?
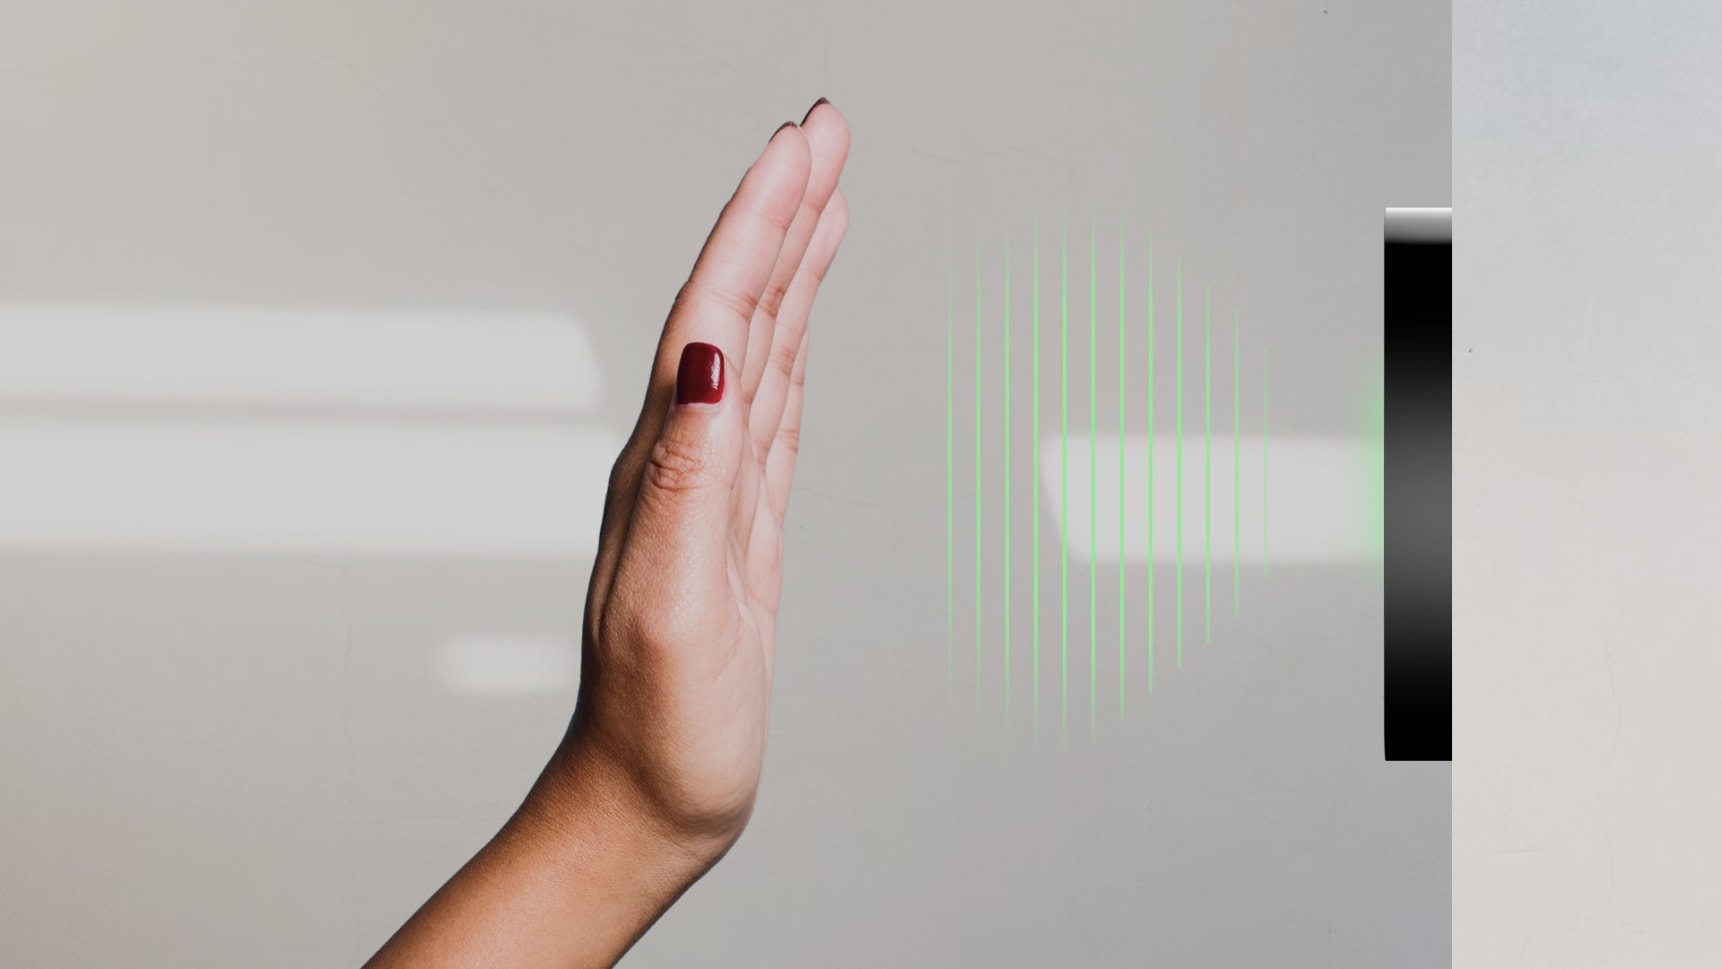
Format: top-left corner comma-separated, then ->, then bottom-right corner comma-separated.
362,743 -> 724,969
517,745 -> 729,906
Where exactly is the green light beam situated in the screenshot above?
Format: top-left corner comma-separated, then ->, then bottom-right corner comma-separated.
1032,222 -> 1041,742
1117,214 -> 1125,720
1147,237 -> 1155,693
1060,216 -> 1070,744
1004,224 -> 1012,728
975,241 -> 982,710
1088,213 -> 1097,737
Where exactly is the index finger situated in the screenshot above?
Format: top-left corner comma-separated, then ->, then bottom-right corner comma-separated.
639,122 -> 813,433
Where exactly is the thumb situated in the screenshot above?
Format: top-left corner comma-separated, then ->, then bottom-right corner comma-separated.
617,341 -> 745,630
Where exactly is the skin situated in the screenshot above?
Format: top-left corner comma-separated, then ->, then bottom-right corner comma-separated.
362,98 -> 851,969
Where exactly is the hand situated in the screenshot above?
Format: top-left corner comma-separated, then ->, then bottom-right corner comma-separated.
549,98 -> 850,859
363,99 -> 850,969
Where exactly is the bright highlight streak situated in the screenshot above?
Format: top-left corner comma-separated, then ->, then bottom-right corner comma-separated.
1043,434 -> 1371,564
0,306 -> 602,416
0,420 -> 619,557
0,306 -> 619,559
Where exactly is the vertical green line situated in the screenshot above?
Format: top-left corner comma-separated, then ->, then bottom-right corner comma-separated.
946,236 -> 953,686
1147,238 -> 1155,694
1088,212 -> 1097,737
1204,285 -> 1211,643
1233,310 -> 1240,617
1060,216 -> 1070,744
1004,224 -> 1012,727
1117,214 -> 1125,719
1032,222 -> 1041,742
975,242 -> 982,710
1175,262 -> 1183,667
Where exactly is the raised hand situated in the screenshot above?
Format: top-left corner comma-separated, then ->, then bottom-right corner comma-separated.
364,99 -> 851,969
559,98 -> 851,855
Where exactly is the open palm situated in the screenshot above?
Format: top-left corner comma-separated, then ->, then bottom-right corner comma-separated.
561,100 -> 851,849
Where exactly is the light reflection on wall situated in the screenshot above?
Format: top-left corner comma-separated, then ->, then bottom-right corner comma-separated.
1044,433 -> 1372,564
0,305 -> 620,558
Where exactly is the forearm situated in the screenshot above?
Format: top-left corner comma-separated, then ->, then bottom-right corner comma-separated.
362,754 -> 717,969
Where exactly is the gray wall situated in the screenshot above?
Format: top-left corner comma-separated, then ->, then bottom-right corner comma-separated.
0,2 -> 1449,966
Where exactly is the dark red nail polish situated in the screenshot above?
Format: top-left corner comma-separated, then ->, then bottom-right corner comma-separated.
770,120 -> 796,142
675,342 -> 724,405
801,97 -> 829,124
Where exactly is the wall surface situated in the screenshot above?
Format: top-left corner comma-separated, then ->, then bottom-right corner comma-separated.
1454,2 -> 1722,966
0,2 -> 1450,966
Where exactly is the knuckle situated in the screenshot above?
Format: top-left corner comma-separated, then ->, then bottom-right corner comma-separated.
687,277 -> 760,326
765,196 -> 800,234
775,421 -> 801,456
756,277 -> 790,322
643,433 -> 718,496
768,336 -> 800,381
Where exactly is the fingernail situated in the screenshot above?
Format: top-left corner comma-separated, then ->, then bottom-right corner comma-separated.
801,97 -> 830,124
770,120 -> 796,142
675,342 -> 725,405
